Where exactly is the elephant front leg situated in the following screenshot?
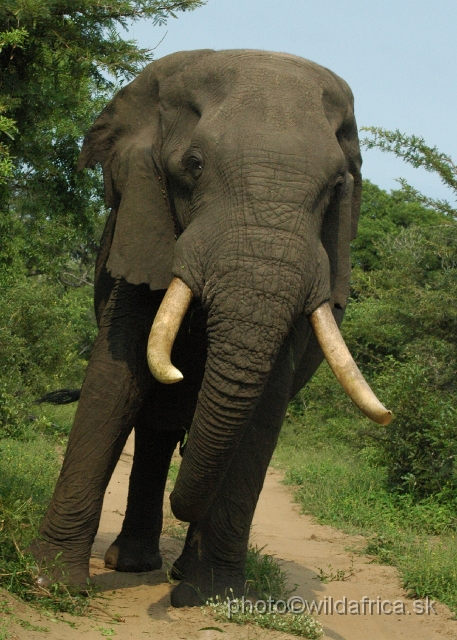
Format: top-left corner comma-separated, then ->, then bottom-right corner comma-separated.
170,426 -> 280,607
169,328 -> 304,607
170,394 -> 288,607
104,427 -> 182,572
105,302 -> 207,575
28,280 -> 159,589
28,353 -> 135,589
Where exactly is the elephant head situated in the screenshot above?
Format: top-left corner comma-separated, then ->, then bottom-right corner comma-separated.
79,50 -> 390,523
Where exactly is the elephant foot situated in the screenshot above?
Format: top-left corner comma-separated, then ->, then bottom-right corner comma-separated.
104,535 -> 162,572
27,537 -> 91,593
170,570 -> 248,608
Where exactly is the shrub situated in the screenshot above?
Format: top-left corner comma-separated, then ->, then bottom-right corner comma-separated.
370,356 -> 457,496
0,277 -> 95,439
345,223 -> 457,497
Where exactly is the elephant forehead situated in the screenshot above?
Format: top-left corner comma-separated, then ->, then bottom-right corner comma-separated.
159,50 -> 351,131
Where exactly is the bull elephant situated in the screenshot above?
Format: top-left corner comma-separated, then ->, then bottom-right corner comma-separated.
29,49 -> 391,607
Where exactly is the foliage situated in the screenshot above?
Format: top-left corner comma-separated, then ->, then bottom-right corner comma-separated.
347,220 -> 457,496
0,0 -> 205,282
0,276 -> 95,439
0,27 -> 26,183
361,127 -> 457,217
245,544 -> 293,601
373,356 -> 457,496
351,179 -> 447,271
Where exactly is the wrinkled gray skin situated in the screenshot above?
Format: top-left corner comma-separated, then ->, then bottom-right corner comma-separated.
30,50 -> 362,607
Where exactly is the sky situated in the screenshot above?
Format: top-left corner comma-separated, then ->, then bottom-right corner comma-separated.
124,0 -> 456,202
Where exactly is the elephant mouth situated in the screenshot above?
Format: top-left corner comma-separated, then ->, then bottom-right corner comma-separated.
147,277 -> 392,426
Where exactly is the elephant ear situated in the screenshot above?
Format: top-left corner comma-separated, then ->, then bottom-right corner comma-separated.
321,171 -> 356,310
322,101 -> 362,311
78,66 -> 176,290
290,171 -> 358,396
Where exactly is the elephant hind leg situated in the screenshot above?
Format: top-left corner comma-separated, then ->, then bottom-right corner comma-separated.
104,427 -> 182,572
106,302 -> 207,574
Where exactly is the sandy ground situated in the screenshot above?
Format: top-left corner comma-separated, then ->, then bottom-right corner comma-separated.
2,434 -> 457,640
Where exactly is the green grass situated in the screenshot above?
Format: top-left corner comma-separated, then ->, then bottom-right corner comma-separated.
0,410 -> 94,615
273,418 -> 457,612
0,436 -> 60,507
245,544 -> 292,601
0,434 -> 61,588
33,402 -> 78,441
206,542 -> 323,639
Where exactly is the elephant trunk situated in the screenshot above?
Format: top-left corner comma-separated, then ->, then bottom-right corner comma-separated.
169,263 -> 303,522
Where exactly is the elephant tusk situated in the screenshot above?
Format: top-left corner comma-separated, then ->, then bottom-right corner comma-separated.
147,277 -> 193,384
310,302 -> 392,425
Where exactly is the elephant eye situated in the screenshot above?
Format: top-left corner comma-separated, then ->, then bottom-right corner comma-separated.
183,155 -> 204,180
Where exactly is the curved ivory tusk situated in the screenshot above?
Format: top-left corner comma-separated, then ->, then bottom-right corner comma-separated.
147,278 -> 193,384
310,303 -> 392,425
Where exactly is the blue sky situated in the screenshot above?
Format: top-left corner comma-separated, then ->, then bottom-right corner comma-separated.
125,0 -> 456,202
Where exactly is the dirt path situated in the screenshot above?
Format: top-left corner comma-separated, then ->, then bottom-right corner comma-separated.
3,435 -> 456,639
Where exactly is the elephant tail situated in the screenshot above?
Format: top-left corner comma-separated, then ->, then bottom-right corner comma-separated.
35,389 -> 81,405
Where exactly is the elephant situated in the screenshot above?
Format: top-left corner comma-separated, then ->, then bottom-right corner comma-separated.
29,49 -> 391,608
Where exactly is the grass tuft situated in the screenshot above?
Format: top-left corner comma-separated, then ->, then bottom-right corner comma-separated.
206,595 -> 324,639
245,544 -> 292,601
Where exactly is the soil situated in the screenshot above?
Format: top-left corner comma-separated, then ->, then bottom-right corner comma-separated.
2,434 -> 456,640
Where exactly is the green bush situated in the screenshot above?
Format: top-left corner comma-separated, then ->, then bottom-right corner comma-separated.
343,222 -> 457,497
351,180 -> 447,272
372,356 -> 457,496
284,362 -> 366,451
0,277 -> 95,439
